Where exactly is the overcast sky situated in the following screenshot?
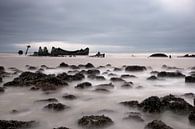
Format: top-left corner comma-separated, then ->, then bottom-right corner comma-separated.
0,0 -> 195,52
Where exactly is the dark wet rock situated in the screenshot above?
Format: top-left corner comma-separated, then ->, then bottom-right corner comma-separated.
44,103 -> 69,111
59,62 -> 69,68
106,64 -> 111,67
78,115 -> 113,129
0,77 -> 2,83
86,69 -> 100,75
88,75 -> 106,80
94,88 -> 110,93
0,87 -> 5,92
8,67 -> 22,74
145,120 -> 173,129
69,65 -> 79,69
108,73 -> 117,76
97,109 -> 115,114
30,86 -> 40,91
147,76 -> 158,80
62,94 -> 77,100
120,101 -> 139,108
75,82 -> 92,89
85,63 -> 94,68
161,94 -> 193,114
125,65 -> 146,72
121,82 -> 133,88
35,98 -> 58,103
110,77 -> 125,82
40,65 -> 48,69
157,71 -> 185,78
149,53 -> 168,57
121,74 -> 136,78
183,93 -> 195,98
0,66 -> 5,73
0,120 -> 37,129
189,109 -> 195,124
123,112 -> 144,122
53,127 -> 69,129
185,76 -> 195,83
57,72 -> 85,82
27,66 -> 37,70
0,66 -> 9,77
68,70 -> 79,74
4,72 -> 68,91
150,71 -> 159,74
113,67 -> 122,71
139,96 -> 162,113
96,83 -> 114,89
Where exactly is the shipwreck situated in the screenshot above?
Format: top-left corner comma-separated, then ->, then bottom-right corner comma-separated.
33,47 -> 89,56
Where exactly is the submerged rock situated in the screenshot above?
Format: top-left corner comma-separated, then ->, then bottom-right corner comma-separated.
121,74 -> 136,78
78,115 -> 113,129
96,83 -> 114,89
0,77 -> 2,83
185,76 -> 195,83
120,101 -> 139,108
88,75 -> 106,80
94,88 -> 110,93
113,67 -> 122,71
57,72 -> 85,82
110,77 -> 125,82
145,120 -> 173,129
62,94 -> 77,100
53,127 -> 69,129
86,69 -> 100,75
59,62 -> 69,68
0,120 -> 37,129
121,82 -> 133,88
123,112 -> 144,122
125,65 -> 146,72
157,71 -> 185,78
85,63 -> 94,68
0,87 -> 5,92
75,82 -> 92,89
44,103 -> 69,111
189,109 -> 195,124
35,98 -> 58,103
147,76 -> 158,80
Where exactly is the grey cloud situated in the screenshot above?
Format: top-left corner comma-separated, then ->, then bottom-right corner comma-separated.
0,0 -> 195,52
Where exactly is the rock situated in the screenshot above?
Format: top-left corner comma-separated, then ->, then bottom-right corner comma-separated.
120,101 -> 139,108
121,82 -> 133,88
110,77 -> 125,82
78,115 -> 113,129
0,77 -> 2,83
113,67 -> 122,71
0,66 -> 5,73
88,75 -> 106,80
27,66 -> 37,70
106,64 -> 111,67
108,73 -> 117,76
86,69 -> 100,75
149,53 -> 168,57
75,82 -> 92,89
69,65 -> 79,69
59,62 -> 69,67
0,120 -> 37,129
147,76 -> 158,80
121,74 -> 136,78
139,96 -> 162,113
189,109 -> 195,124
161,94 -> 193,114
96,83 -> 114,89
35,98 -> 58,102
57,72 -> 85,82
145,120 -> 173,129
30,86 -> 40,91
162,65 -> 182,70
123,112 -> 144,122
185,76 -> 195,83
85,63 -> 94,68
53,127 -> 69,129
0,87 -> 5,92
94,88 -> 110,93
4,72 -> 68,91
150,71 -> 159,74
44,103 -> 69,111
125,65 -> 146,72
157,71 -> 185,78
62,94 -> 77,100
183,93 -> 195,98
